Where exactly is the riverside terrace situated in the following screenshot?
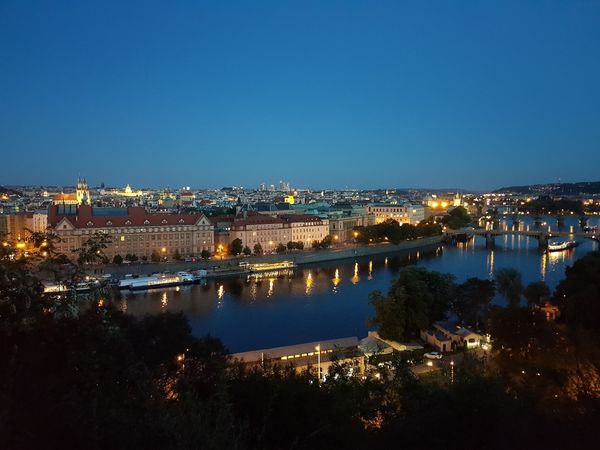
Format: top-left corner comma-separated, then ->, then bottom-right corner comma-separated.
230,337 -> 365,380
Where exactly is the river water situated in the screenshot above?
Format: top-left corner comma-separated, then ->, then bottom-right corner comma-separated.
110,216 -> 600,352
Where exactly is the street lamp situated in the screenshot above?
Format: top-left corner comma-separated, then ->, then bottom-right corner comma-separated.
315,345 -> 321,382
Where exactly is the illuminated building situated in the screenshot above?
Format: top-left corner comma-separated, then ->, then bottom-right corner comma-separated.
367,204 -> 424,225
224,213 -> 329,252
113,184 -> 143,197
48,205 -> 214,259
52,177 -> 91,205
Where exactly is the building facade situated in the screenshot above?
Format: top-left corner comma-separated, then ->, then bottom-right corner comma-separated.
366,204 -> 425,225
48,205 -> 214,259
328,214 -> 372,242
225,213 -> 329,252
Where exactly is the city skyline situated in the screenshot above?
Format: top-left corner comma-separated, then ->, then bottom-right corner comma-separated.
2,1 -> 600,189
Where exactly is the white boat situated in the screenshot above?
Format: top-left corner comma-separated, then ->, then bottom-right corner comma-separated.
127,272 -> 196,291
246,261 -> 297,272
547,240 -> 578,252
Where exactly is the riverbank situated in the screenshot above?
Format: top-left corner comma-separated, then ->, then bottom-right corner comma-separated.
94,236 -> 444,278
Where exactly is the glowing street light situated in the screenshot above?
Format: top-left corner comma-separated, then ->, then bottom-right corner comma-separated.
315,345 -> 321,382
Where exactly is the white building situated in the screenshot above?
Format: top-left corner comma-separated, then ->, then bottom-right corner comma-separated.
367,203 -> 424,225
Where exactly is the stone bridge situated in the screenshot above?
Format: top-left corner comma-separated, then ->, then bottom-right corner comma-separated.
446,228 -> 599,249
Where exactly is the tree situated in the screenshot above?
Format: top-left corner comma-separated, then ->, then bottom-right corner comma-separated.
296,241 -> 304,250
452,278 -> 495,325
276,243 -> 286,254
230,238 -> 243,256
253,243 -> 263,255
74,232 -> 112,265
129,254 -> 139,262
287,241 -> 295,251
113,254 -> 123,265
495,268 -> 524,307
151,249 -> 161,262
200,249 -> 211,260
443,206 -> 471,230
524,281 -> 550,306
242,246 -> 252,256
320,235 -> 333,248
172,249 -> 181,261
555,251 -> 600,335
311,240 -> 320,249
369,267 -> 456,341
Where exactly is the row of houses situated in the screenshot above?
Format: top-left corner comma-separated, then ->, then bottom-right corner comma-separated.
2,200 -> 427,260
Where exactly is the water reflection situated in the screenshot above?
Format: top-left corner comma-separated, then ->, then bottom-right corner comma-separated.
305,272 -> 313,295
107,215 -> 599,353
351,262 -> 360,284
267,278 -> 274,298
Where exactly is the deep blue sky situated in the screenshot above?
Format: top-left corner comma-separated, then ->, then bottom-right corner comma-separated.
1,1 -> 599,190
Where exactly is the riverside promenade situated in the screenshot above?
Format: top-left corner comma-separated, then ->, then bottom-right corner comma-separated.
99,235 -> 444,278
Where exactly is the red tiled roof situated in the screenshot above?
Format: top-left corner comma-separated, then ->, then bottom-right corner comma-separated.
48,205 -> 207,229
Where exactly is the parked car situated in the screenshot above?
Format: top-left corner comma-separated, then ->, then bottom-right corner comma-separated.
424,352 -> 443,360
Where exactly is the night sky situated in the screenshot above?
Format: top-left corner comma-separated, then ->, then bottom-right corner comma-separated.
1,1 -> 599,190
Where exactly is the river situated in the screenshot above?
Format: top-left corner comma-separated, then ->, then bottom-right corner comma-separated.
109,215 -> 600,352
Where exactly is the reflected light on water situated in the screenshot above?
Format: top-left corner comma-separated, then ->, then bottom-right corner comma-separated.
267,278 -> 274,298
161,292 -> 168,308
332,269 -> 340,287
368,260 -> 373,280
486,250 -> 495,279
217,284 -> 224,302
351,262 -> 360,284
540,252 -> 547,281
306,272 -> 313,295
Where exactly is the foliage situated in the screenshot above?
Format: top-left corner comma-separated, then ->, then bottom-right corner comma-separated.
369,267 -> 455,341
442,206 -> 471,230
229,238 -> 243,256
253,243 -> 263,255
5,235 -> 600,449
113,254 -> 123,265
555,251 -> 600,336
353,219 -> 442,245
200,249 -> 211,260
523,197 -> 584,215
74,231 -> 112,265
524,281 -> 550,306
151,249 -> 161,262
242,246 -> 252,256
276,243 -> 286,254
452,278 -> 495,325
172,249 -> 181,261
495,268 -> 524,307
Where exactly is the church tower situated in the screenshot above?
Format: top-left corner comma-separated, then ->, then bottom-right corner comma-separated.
76,177 -> 91,205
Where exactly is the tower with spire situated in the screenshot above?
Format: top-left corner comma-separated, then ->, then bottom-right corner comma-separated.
76,177 -> 91,205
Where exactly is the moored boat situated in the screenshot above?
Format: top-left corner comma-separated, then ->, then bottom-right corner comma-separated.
547,240 -> 578,252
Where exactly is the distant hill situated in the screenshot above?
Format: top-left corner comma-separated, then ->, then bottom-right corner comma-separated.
495,181 -> 600,196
